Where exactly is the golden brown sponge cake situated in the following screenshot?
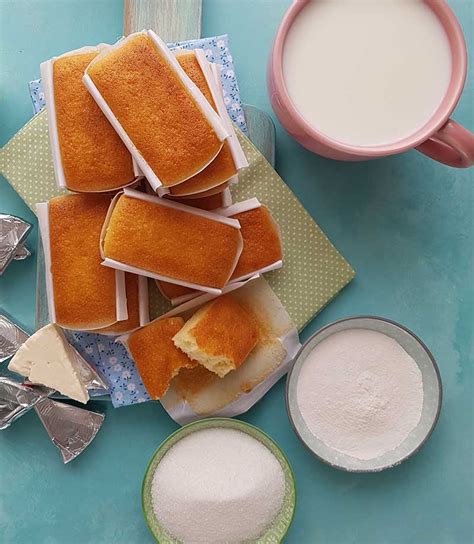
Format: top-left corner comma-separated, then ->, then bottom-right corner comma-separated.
50,50 -> 134,192
102,192 -> 242,290
127,317 -> 196,399
229,205 -> 282,280
168,52 -> 237,196
85,33 -> 225,188
173,294 -> 259,378
47,194 -> 118,330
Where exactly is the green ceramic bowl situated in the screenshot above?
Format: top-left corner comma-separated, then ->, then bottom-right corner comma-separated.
142,418 -> 296,543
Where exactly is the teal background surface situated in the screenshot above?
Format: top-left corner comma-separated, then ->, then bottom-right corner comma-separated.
0,1 -> 473,542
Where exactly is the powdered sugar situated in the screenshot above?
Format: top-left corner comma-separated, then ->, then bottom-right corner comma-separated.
151,428 -> 285,543
297,328 -> 424,461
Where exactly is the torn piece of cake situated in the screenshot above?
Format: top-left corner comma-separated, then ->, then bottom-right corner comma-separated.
227,202 -> 283,281
41,48 -> 135,192
167,51 -> 238,196
84,32 -> 227,188
173,293 -> 259,378
102,191 -> 243,291
127,317 -> 196,399
42,194 -> 121,330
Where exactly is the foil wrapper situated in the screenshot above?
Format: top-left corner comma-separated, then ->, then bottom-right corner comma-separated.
0,313 -> 29,363
0,377 -> 48,430
14,245 -> 31,261
0,214 -> 32,275
34,397 -> 105,463
70,345 -> 109,394
0,377 -> 105,463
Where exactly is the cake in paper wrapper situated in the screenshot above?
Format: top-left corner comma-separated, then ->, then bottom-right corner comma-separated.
40,46 -> 136,192
158,198 -> 282,304
121,277 -> 301,424
37,194 -> 127,331
219,198 -> 283,281
168,50 -> 247,197
101,189 -> 243,293
29,34 -> 248,135
83,31 -> 229,191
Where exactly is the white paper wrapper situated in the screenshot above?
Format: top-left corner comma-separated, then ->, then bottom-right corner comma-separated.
40,45 -> 140,192
83,30 -> 230,194
216,198 -> 283,282
207,56 -> 248,170
36,201 -> 128,330
120,276 -> 300,425
165,50 -> 248,198
100,188 -> 243,295
88,275 -> 150,336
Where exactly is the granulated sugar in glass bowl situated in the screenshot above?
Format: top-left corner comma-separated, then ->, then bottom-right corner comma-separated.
286,316 -> 442,472
142,418 -> 296,543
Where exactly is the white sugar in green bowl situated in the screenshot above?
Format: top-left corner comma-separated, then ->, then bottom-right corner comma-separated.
142,418 -> 296,543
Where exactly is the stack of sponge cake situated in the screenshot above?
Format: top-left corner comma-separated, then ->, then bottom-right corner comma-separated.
37,29 -> 286,405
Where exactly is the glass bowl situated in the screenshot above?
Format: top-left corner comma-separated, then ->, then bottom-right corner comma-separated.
142,417 -> 296,543
286,316 -> 442,472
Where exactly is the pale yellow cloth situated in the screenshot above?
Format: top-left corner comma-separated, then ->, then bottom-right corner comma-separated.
0,110 -> 355,330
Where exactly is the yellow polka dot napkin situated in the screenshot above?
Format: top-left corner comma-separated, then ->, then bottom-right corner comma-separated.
0,110 -> 354,331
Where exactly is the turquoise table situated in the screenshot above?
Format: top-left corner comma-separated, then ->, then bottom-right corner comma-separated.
1,1 -> 473,542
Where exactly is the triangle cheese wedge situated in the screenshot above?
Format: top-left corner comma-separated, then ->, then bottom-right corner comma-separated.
8,323 -> 89,403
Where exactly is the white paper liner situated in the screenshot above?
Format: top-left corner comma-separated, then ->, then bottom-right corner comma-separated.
40,44 -> 139,193
90,275 -> 150,336
100,188 -> 243,295
83,31 -> 230,193
36,200 -> 128,331
164,50 -> 247,198
206,55 -> 249,171
216,198 -> 284,283
120,276 -> 300,425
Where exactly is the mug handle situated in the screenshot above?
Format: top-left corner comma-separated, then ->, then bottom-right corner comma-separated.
416,119 -> 474,168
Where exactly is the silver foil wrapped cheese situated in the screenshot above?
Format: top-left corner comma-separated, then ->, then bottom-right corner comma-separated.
0,377 -> 105,463
0,313 -> 29,363
0,214 -> 32,275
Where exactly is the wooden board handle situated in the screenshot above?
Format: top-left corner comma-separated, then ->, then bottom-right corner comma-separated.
123,0 -> 202,42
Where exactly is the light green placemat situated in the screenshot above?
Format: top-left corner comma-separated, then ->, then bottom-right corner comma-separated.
0,109 -> 354,331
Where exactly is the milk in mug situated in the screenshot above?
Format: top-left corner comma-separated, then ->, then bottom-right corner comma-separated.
282,0 -> 452,147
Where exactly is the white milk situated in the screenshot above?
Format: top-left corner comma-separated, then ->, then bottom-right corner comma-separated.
282,0 -> 452,146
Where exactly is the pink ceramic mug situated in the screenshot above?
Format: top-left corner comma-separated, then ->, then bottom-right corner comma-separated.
268,0 -> 474,168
